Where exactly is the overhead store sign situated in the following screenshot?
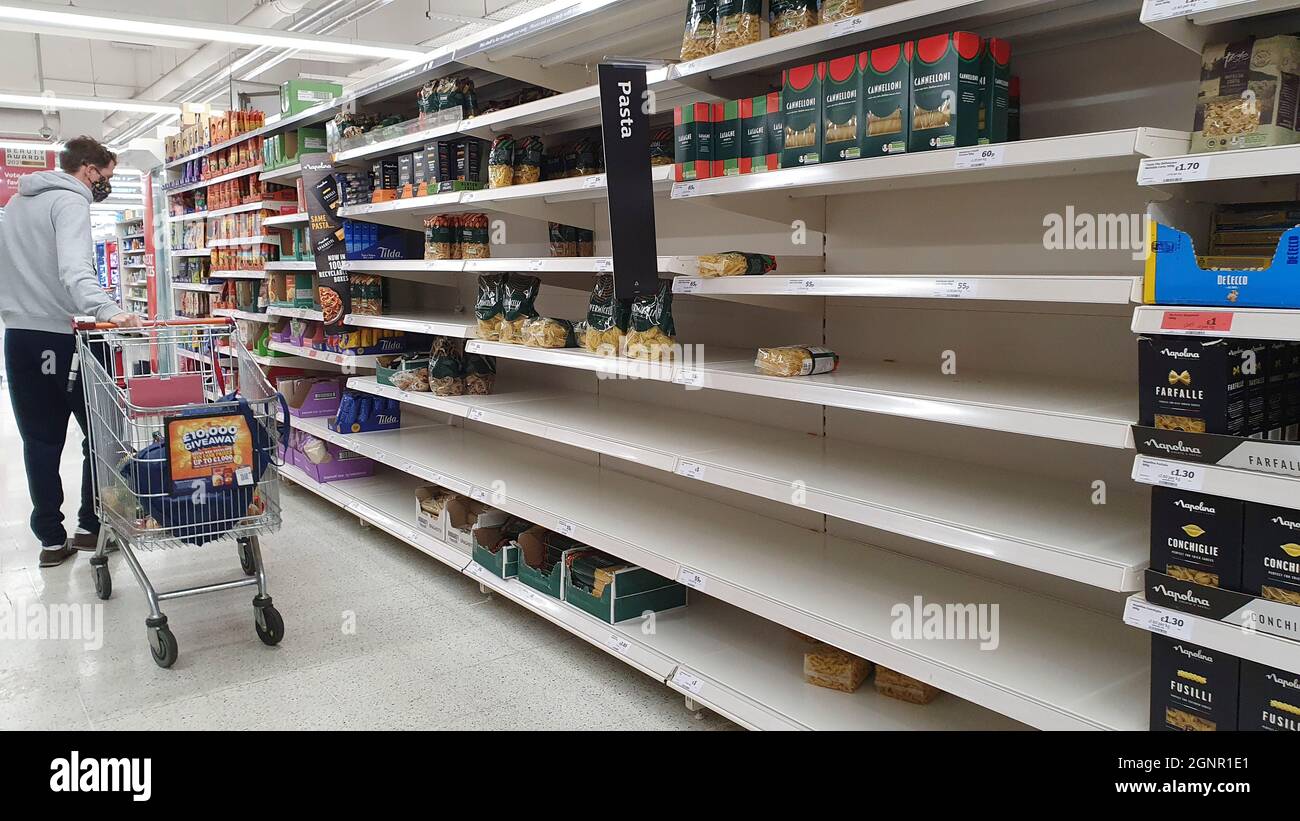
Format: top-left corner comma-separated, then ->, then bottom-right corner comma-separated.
598,62 -> 658,298
0,148 -> 55,206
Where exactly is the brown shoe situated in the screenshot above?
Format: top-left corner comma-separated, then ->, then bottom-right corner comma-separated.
72,531 -> 99,551
38,542 -> 77,567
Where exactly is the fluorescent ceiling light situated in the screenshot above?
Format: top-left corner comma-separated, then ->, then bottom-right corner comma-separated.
0,3 -> 429,61
0,92 -> 180,115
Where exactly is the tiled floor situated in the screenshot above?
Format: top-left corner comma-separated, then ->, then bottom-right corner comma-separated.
0,376 -> 734,731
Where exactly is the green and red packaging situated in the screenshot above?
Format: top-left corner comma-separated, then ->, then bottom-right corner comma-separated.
713,100 -> 742,176
861,43 -> 911,157
978,37 -> 1012,145
674,102 -> 714,182
908,32 -> 984,152
739,95 -> 774,173
765,91 -> 783,169
781,62 -> 822,168
821,54 -> 863,163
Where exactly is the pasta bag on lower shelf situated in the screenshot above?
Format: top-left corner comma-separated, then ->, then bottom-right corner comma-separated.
803,644 -> 871,693
874,666 -> 942,704
625,281 -> 676,361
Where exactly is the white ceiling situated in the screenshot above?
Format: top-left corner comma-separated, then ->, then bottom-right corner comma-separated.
0,0 -> 532,144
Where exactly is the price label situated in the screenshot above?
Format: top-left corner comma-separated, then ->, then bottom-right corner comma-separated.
672,667 -> 704,695
594,257 -> 613,272
1138,157 -> 1210,185
675,278 -> 700,294
467,407 -> 485,422
583,175 -> 604,190
470,486 -> 490,502
676,566 -> 707,591
932,279 -> 978,299
954,146 -> 1004,169
517,587 -> 539,605
606,634 -> 632,655
670,182 -> 699,199
830,14 -> 868,36
1123,598 -> 1194,640
674,368 -> 704,388
1160,310 -> 1233,334
467,561 -> 487,578
462,191 -> 477,202
528,258 -> 545,271
557,519 -> 576,537
1134,456 -> 1205,491
784,278 -> 818,294
676,60 -> 697,78
676,461 -> 705,480
1143,0 -> 1220,22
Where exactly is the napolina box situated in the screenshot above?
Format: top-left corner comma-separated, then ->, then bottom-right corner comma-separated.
821,54 -> 862,163
782,62 -> 822,168
1138,335 -> 1249,436
861,43 -> 910,157
1150,486 -> 1244,590
909,32 -> 984,152
1150,635 -> 1240,731
1243,501 -> 1300,606
1239,660 -> 1300,731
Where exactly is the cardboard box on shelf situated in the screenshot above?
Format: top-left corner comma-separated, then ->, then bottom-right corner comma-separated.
1238,660 -> 1300,731
821,54 -> 862,163
1150,486 -> 1244,591
781,62 -> 821,168
861,44 -> 910,158
1243,501 -> 1300,606
908,32 -> 983,152
674,102 -> 714,181
1150,635 -> 1240,731
978,37 -> 1012,145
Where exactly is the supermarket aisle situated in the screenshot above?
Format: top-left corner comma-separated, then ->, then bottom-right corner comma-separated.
0,378 -> 734,731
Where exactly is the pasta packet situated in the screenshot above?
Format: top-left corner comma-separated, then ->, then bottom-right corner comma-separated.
429,334 -> 465,361
549,222 -> 571,257
580,274 -> 629,354
680,0 -> 718,61
475,274 -> 505,340
460,213 -> 490,259
769,0 -> 818,36
521,317 -> 577,348
513,135 -> 543,184
819,0 -> 862,24
488,134 -> 515,188
498,274 -> 541,343
755,345 -> 839,377
697,251 -> 777,278
716,0 -> 761,53
465,354 -> 496,395
625,282 -> 676,361
429,354 -> 465,396
649,127 -> 674,165
577,228 -> 594,257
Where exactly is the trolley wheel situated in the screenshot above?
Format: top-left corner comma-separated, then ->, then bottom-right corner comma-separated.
237,539 -> 257,576
254,600 -> 284,646
148,623 -> 178,669
91,561 -> 111,600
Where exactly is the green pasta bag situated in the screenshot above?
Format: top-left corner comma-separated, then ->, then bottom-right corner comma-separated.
716,0 -> 762,52
769,0 -> 819,36
625,281 -> 676,361
499,274 -> 541,343
580,274 -> 629,354
474,274 -> 505,341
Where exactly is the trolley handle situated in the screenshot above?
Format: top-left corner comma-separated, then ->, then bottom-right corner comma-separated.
73,317 -> 234,331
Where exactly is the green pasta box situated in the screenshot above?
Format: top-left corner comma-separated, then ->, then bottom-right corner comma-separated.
674,102 -> 714,181
765,91 -> 783,168
862,44 -> 911,157
563,554 -> 688,624
739,95 -> 773,173
909,32 -> 984,152
713,100 -> 742,176
821,55 -> 863,163
781,62 -> 822,168
978,37 -> 1012,145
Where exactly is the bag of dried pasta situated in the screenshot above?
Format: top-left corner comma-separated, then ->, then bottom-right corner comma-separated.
465,353 -> 496,395
488,134 -> 515,188
521,317 -> 576,348
577,228 -> 594,258
819,0 -> 862,24
580,274 -> 628,354
475,274 -> 505,340
755,345 -> 839,377
697,251 -> 777,278
513,135 -> 543,185
716,0 -> 761,53
460,213 -> 490,259
769,0 -> 819,36
680,0 -> 717,61
498,273 -> 541,343
429,353 -> 466,396
625,282 -> 676,361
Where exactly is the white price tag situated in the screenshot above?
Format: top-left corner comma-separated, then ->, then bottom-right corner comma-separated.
1134,456 -> 1205,491
517,587 -> 539,604
675,278 -> 700,294
954,146 -> 1004,169
1123,598 -> 1194,640
583,175 -> 604,190
557,519 -> 576,537
784,278 -> 817,294
670,182 -> 699,199
672,668 -> 704,695
467,561 -> 486,578
830,14 -> 868,36
676,461 -> 705,480
470,486 -> 489,502
467,407 -> 485,422
462,191 -> 477,202
235,466 -> 254,486
594,257 -> 613,273
674,368 -> 704,388
676,60 -> 697,78
528,258 -> 545,271
606,634 -> 632,655
676,566 -> 707,591
932,279 -> 978,299
1143,0 -> 1220,22
1137,157 -> 1210,185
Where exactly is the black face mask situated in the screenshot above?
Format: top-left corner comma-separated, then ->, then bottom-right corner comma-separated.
90,174 -> 112,203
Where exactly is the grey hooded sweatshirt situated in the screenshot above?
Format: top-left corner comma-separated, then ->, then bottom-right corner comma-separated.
0,170 -> 122,334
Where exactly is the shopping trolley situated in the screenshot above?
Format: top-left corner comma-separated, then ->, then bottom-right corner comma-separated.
74,318 -> 287,668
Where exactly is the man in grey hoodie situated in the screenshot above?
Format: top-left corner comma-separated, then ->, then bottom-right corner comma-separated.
0,136 -> 141,567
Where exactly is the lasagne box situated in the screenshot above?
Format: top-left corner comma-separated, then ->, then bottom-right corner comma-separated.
1243,501 -> 1300,606
1151,486 -> 1244,590
978,37 -> 1012,144
765,91 -> 783,168
740,95 -> 774,173
713,100 -> 742,176
909,32 -> 984,152
1193,36 -> 1300,154
1150,635 -> 1240,731
821,55 -> 862,163
1238,660 -> 1300,731
1138,335 -> 1250,436
861,43 -> 910,158
674,102 -> 714,182
781,62 -> 822,168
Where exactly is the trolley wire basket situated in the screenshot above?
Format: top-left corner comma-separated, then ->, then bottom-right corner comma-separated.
75,318 -> 287,667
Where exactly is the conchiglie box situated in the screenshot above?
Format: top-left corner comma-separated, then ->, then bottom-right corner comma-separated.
1144,219 -> 1300,308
